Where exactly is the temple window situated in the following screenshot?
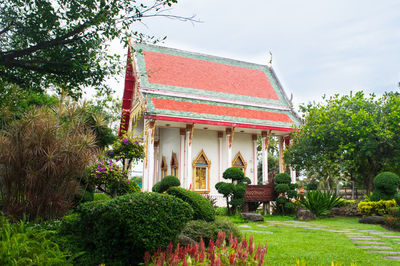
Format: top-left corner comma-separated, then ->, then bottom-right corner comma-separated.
192,150 -> 211,193
161,156 -> 167,178
232,151 -> 247,176
170,152 -> 178,177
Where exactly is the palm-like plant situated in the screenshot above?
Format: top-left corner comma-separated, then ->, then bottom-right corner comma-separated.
299,191 -> 342,217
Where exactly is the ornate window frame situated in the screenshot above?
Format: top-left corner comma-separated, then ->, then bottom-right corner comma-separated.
161,156 -> 168,178
192,149 -> 211,194
170,152 -> 178,177
232,151 -> 247,176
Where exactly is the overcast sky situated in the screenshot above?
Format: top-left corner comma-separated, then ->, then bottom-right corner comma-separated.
107,0 -> 400,110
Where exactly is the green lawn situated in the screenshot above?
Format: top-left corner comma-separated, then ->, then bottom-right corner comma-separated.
230,216 -> 400,265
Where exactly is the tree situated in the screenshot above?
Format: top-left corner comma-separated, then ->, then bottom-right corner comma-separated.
0,0 -> 192,97
285,92 -> 400,193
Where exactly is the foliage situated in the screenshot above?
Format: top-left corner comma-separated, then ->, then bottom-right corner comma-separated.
216,207 -> 228,216
204,194 -> 218,209
307,182 -> 318,191
273,173 -> 298,215
105,134 -> 144,170
181,217 -> 242,245
216,167 -> 248,215
166,187 -> 215,222
0,215 -> 70,265
257,154 -> 279,184
384,207 -> 400,229
285,92 -> 400,193
144,231 -> 267,266
357,199 -> 397,216
93,193 -> 112,202
338,199 -> 356,206
0,0 -> 182,97
299,191 -> 342,217
371,172 -> 400,201
71,192 -> 193,265
0,107 -> 97,220
154,175 -> 180,193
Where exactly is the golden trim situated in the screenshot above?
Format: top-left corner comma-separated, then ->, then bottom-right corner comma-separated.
186,124 -> 194,146
170,152 -> 178,177
261,130 -> 272,151
226,128 -> 235,148
161,155 -> 167,178
192,149 -> 211,193
232,151 -> 248,176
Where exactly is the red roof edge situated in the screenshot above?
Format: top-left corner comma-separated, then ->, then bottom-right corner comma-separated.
151,115 -> 296,132
119,46 -> 136,137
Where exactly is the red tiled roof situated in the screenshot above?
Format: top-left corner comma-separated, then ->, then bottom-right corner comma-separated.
144,51 -> 280,100
151,98 -> 293,123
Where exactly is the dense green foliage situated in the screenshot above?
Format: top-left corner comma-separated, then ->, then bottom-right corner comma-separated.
153,175 -> 180,193
273,173 -> 298,215
358,199 -> 397,216
216,167 -> 247,215
299,191 -> 342,217
371,172 -> 400,201
181,217 -> 242,244
285,92 -> 400,193
166,187 -> 215,222
105,134 -> 144,170
0,215 -> 69,265
69,193 -> 193,265
93,193 -> 112,202
0,0 -> 179,97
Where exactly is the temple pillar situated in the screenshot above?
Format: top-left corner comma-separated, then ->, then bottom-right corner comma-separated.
179,128 -> 185,185
252,134 -> 258,185
154,140 -> 160,183
288,137 -> 296,183
261,130 -> 272,184
218,131 -> 223,182
143,120 -> 155,191
185,124 -> 194,190
226,128 -> 234,170
279,135 -> 284,173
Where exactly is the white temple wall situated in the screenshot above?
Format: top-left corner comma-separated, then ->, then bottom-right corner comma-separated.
232,133 -> 254,180
159,128 -> 180,180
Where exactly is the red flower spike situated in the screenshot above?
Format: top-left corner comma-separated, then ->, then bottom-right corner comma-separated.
167,242 -> 173,258
229,253 -> 235,264
229,232 -> 234,246
156,252 -> 165,266
183,256 -> 187,266
144,251 -> 151,266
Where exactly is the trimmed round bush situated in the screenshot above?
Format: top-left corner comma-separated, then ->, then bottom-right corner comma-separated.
222,167 -> 244,182
159,175 -> 180,192
287,189 -> 298,198
181,217 -> 242,245
152,181 -> 161,192
372,172 -> 400,201
166,187 -> 215,222
394,193 -> 400,206
275,184 -> 290,194
116,180 -> 141,195
75,192 -> 194,265
93,193 -> 111,202
276,196 -> 287,205
274,173 -> 291,184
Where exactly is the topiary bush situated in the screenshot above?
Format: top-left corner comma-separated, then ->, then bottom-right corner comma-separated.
166,187 -> 215,222
181,217 -> 242,245
93,193 -> 111,202
273,173 -> 298,215
152,176 -> 180,193
71,192 -> 194,265
222,167 -> 245,182
113,179 -> 141,195
371,172 -> 400,201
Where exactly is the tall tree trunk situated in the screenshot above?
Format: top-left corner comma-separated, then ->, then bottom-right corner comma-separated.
366,173 -> 375,195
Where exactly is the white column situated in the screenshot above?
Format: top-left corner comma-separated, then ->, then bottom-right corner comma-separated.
147,124 -> 155,191
218,131 -> 223,182
279,136 -> 284,173
289,137 -> 296,183
261,131 -> 270,184
179,128 -> 185,185
252,134 -> 258,185
154,141 -> 160,184
226,128 -> 233,170
185,125 -> 193,190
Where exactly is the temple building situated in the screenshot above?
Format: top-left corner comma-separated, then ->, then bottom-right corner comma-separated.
120,43 -> 301,203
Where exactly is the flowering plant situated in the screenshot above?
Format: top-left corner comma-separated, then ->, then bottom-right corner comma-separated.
105,134 -> 144,170
143,231 -> 267,266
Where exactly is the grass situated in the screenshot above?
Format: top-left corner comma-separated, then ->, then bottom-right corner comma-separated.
228,216 -> 400,265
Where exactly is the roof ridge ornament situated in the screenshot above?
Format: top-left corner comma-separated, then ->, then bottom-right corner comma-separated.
267,51 -> 273,67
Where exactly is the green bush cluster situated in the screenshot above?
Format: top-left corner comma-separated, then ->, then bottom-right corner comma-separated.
358,199 -> 397,216
62,192 -> 193,265
371,172 -> 400,201
166,187 -> 215,222
93,193 -> 111,202
152,175 -> 180,193
274,173 -> 298,215
181,217 -> 242,245
215,167 -> 248,215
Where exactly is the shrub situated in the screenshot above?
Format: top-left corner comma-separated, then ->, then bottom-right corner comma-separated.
181,217 -> 242,245
307,182 -> 318,191
216,207 -> 228,216
0,107 -> 97,220
274,173 -> 291,184
223,167 -> 245,181
371,172 -> 400,201
384,207 -> 400,229
273,173 -> 297,215
105,134 -> 144,170
299,191 -> 342,217
358,199 -> 397,216
152,181 -> 161,192
166,187 -> 215,221
159,175 -> 180,193
144,231 -> 266,266
0,215 -> 69,265
73,192 -> 193,265
216,167 -> 247,214
114,179 -> 141,195
93,193 -> 111,202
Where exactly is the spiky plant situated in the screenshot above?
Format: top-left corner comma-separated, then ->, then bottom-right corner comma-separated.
0,107 -> 98,220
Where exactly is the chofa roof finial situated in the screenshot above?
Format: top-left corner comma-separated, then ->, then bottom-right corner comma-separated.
267,50 -> 273,67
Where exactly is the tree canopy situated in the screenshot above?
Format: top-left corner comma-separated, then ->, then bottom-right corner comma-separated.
285,92 -> 400,193
0,0 -> 181,97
